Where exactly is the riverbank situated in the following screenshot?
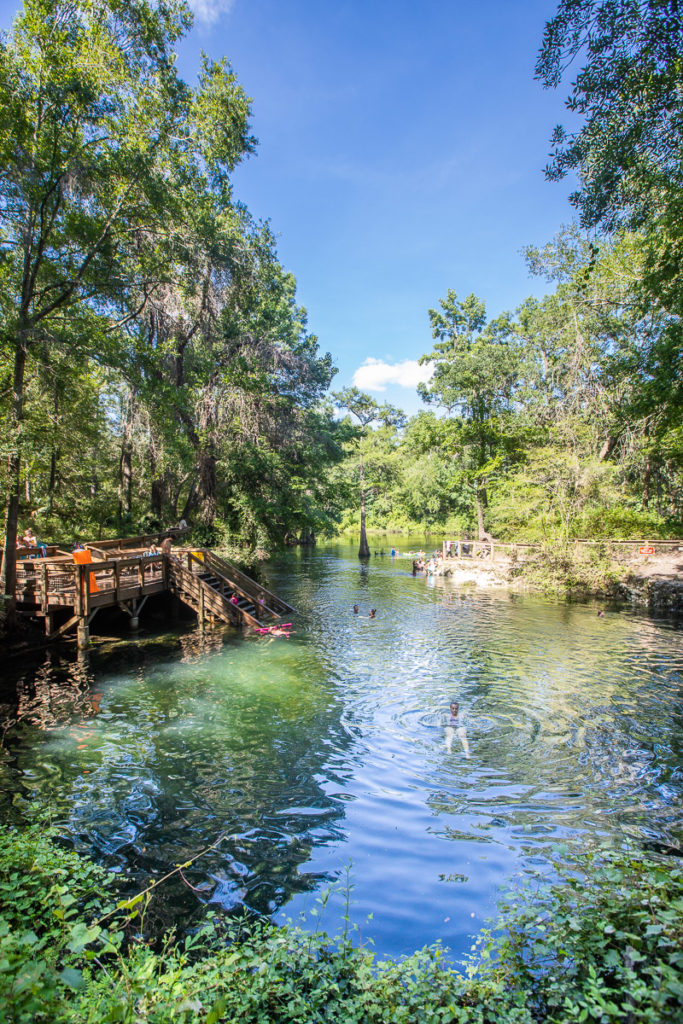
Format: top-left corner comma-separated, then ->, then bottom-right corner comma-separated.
2,820 -> 681,1023
413,546 -> 683,613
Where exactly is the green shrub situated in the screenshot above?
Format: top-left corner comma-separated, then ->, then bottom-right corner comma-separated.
511,544 -> 627,596
473,846 -> 683,1024
0,824 -> 681,1023
0,822 -> 119,1023
576,507 -> 672,540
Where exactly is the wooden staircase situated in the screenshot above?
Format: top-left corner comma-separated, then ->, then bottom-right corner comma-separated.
168,550 -> 295,628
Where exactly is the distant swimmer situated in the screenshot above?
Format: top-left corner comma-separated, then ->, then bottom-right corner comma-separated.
369,608 -> 376,618
597,609 -> 605,618
353,604 -> 359,614
443,700 -> 470,758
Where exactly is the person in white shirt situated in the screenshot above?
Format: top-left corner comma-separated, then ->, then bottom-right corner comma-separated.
444,700 -> 470,758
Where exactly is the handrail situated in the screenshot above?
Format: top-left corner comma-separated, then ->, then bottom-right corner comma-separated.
204,550 -> 295,614
167,558 -> 255,626
185,551 -> 258,614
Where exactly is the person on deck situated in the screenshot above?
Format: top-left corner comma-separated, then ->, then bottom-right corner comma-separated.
443,701 -> 470,758
23,527 -> 47,557
161,535 -> 173,557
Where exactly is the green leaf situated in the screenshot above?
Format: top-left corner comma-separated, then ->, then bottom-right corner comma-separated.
59,966 -> 86,991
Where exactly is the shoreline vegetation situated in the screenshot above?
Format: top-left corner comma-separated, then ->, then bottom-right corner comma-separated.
1,818 -> 681,1023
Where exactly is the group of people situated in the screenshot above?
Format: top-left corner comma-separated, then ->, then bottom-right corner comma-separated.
144,535 -> 174,557
411,550 -> 447,576
353,604 -> 376,618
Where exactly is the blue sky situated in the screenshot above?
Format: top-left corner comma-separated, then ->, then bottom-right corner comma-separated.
0,0 -> 579,414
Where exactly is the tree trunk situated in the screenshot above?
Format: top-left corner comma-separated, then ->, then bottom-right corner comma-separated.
643,456 -> 651,511
358,456 -> 370,558
0,336 -> 28,619
180,479 -> 197,522
118,393 -> 134,521
197,450 -> 217,527
148,438 -> 164,518
48,381 -> 60,514
475,484 -> 487,541
151,477 -> 164,518
47,448 -> 58,515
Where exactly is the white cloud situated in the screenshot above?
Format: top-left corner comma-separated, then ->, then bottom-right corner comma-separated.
187,0 -> 236,26
352,358 -> 433,393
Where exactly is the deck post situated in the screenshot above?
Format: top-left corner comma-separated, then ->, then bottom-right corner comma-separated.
198,583 -> 205,630
75,565 -> 89,648
40,564 -> 49,633
77,620 -> 89,649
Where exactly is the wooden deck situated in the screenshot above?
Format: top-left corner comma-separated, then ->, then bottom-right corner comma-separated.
15,541 -> 294,647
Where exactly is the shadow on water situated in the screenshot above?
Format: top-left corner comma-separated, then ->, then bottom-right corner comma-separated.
0,626 -> 352,938
1,534 -> 682,957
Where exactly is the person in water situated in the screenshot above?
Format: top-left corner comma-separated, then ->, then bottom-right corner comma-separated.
353,604 -> 359,614
444,700 -> 470,758
369,608 -> 376,618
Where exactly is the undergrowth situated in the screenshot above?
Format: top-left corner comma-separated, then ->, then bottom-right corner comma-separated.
510,544 -> 628,598
1,823 -> 681,1023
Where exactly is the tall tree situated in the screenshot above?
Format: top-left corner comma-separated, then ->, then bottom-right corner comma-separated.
418,291 -> 522,538
0,0 -> 256,615
537,0 -> 683,237
0,0 -> 183,610
333,387 -> 380,558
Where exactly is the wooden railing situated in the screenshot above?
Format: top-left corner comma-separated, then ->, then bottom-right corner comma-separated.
167,557 -> 247,626
203,550 -> 294,617
441,538 -> 683,563
16,555 -> 166,606
13,541 -> 292,636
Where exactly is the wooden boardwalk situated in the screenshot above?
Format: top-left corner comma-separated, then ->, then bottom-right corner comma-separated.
15,538 -> 294,647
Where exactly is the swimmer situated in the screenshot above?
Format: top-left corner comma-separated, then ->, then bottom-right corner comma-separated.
443,700 -> 470,758
597,609 -> 605,618
369,608 -> 376,618
353,604 -> 359,614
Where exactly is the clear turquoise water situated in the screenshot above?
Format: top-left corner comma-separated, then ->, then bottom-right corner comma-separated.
1,539 -> 682,959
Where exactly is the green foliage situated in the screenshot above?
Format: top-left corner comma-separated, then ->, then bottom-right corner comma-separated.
0,822 -> 681,1023
0,821 -> 118,1023
474,846 -> 683,1024
537,0 -> 683,236
0,0 -> 344,569
509,543 -> 628,597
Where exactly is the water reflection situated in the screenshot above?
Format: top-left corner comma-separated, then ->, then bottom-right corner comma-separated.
0,538 -> 682,959
1,629 -> 351,935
